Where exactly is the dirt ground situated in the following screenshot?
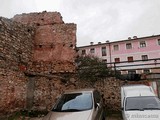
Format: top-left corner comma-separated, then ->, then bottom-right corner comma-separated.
30,117 -> 122,120
30,114 -> 123,120
106,115 -> 123,120
1,111 -> 123,120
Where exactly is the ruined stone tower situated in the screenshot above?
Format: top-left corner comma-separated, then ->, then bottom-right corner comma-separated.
13,11 -> 77,74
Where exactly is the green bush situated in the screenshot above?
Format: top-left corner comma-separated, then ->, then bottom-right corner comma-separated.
76,55 -> 114,83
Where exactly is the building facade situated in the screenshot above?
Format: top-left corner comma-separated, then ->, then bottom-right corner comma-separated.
78,35 -> 160,74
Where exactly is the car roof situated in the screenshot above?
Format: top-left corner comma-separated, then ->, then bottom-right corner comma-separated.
64,89 -> 96,94
122,84 -> 148,88
125,90 -> 155,97
122,84 -> 155,97
122,84 -> 151,91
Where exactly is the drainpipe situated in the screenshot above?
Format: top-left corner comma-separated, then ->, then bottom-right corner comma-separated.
108,43 -> 112,67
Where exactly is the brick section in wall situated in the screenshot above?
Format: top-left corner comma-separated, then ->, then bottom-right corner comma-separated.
33,24 -> 77,62
13,11 -> 77,74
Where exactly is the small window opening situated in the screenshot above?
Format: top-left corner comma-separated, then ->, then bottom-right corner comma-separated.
27,29 -> 31,32
36,23 -> 40,26
50,44 -> 54,48
70,44 -> 73,47
39,45 -> 42,48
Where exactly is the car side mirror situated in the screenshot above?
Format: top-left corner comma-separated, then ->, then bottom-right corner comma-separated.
121,107 -> 124,111
95,103 -> 100,109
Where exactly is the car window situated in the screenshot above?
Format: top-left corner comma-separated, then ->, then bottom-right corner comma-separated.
52,92 -> 93,112
125,96 -> 160,111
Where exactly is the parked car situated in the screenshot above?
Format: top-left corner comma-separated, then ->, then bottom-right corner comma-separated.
43,89 -> 105,120
121,84 -> 160,120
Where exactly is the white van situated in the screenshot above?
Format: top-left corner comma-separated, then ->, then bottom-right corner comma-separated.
121,84 -> 160,120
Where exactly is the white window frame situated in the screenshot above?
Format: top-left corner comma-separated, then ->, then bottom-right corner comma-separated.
158,39 -> 160,45
90,48 -> 95,54
141,55 -> 148,61
113,44 -> 119,51
140,41 -> 146,48
101,47 -> 107,56
126,43 -> 132,49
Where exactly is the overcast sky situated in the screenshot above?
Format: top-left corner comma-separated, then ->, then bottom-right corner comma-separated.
0,0 -> 160,46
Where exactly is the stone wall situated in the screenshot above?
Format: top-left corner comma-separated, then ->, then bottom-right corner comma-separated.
95,79 -> 149,111
30,76 -> 76,111
0,68 -> 27,115
29,77 -> 150,111
0,17 -> 34,69
0,17 -> 34,115
0,12 -> 77,116
75,78 -> 150,111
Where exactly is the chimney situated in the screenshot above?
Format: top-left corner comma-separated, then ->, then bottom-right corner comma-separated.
106,40 -> 110,43
90,42 -> 94,45
128,37 -> 131,40
133,36 -> 137,39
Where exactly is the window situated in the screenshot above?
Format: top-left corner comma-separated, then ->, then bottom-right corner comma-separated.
142,55 -> 148,61
53,93 -> 93,111
125,96 -> 160,111
101,47 -> 106,56
102,59 -> 107,63
143,69 -> 150,74
115,58 -> 120,63
127,56 -> 133,62
128,70 -> 136,74
82,49 -> 86,55
113,45 -> 119,51
140,41 -> 146,47
158,39 -> 160,45
90,48 -> 95,53
126,43 -> 132,49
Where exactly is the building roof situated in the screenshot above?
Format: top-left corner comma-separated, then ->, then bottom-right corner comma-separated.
78,34 -> 160,48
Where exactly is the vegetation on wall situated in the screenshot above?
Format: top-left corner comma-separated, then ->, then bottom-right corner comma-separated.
76,55 -> 114,83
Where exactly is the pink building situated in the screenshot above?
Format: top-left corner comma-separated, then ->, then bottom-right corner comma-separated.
78,35 -> 160,74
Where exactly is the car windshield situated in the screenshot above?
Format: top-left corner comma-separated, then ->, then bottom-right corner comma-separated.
125,96 -> 160,111
52,92 -> 93,112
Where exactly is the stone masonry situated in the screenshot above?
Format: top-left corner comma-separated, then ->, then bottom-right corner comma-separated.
0,17 -> 35,115
0,11 -> 77,116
